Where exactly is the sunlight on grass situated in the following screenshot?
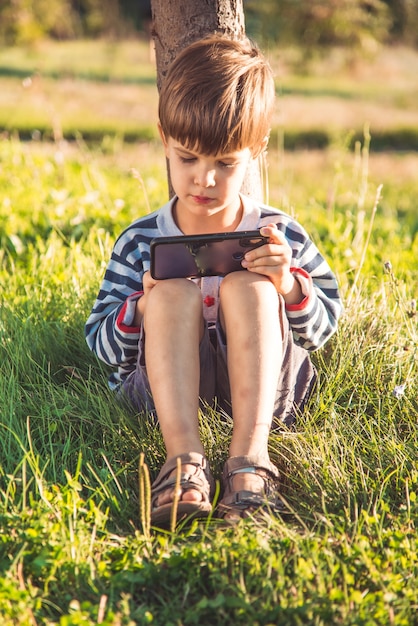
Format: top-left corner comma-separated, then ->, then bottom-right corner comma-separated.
0,136 -> 417,624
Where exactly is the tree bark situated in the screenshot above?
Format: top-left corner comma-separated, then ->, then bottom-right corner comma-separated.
150,0 -> 264,202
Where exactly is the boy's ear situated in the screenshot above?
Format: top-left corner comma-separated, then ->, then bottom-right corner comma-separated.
252,134 -> 270,159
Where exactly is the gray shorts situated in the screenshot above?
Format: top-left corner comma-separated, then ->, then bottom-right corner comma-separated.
120,301 -> 316,427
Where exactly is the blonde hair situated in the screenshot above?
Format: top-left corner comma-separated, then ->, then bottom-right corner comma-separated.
158,35 -> 275,156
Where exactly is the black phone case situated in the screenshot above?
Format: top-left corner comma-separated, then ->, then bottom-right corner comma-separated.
150,230 -> 268,279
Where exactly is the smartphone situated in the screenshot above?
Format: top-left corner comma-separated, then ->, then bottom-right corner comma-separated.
150,230 -> 268,280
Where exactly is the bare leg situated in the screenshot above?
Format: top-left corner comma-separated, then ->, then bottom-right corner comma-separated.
143,278 -> 206,504
219,271 -> 283,507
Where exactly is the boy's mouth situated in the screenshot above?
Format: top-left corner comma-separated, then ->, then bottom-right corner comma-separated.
192,195 -> 213,204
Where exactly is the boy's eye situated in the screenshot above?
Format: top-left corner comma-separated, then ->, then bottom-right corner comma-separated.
177,154 -> 238,168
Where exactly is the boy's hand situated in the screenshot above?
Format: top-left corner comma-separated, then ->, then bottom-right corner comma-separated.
134,271 -> 159,325
143,270 -> 159,295
241,223 -> 303,304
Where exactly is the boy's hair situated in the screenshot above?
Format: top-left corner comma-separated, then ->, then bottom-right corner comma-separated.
158,35 -> 275,156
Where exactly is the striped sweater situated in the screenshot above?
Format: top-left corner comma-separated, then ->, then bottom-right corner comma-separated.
85,194 -> 343,389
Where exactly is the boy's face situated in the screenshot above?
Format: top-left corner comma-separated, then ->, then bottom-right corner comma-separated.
160,133 -> 254,233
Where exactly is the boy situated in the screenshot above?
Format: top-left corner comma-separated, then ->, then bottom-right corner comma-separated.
85,36 -> 342,525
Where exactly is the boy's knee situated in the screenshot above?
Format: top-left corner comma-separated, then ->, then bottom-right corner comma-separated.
220,271 -> 273,296
149,277 -> 202,309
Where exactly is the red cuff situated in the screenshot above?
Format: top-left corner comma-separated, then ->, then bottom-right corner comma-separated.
116,291 -> 143,333
285,267 -> 311,311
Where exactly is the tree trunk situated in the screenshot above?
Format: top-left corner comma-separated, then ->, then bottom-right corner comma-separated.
150,0 -> 264,202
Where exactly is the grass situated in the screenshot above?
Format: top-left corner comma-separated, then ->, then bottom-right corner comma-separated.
0,39 -> 159,143
0,130 -> 417,624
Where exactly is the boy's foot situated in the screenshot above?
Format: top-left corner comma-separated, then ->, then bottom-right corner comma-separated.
218,455 -> 284,523
150,452 -> 214,528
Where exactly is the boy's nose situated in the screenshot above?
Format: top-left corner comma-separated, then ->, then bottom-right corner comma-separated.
194,168 -> 216,188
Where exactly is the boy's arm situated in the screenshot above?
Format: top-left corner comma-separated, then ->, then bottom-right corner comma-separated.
247,218 -> 342,350
280,218 -> 342,351
85,236 -> 147,368
284,264 -> 342,351
85,288 -> 143,367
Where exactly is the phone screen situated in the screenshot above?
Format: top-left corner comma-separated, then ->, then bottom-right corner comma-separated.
150,231 -> 267,279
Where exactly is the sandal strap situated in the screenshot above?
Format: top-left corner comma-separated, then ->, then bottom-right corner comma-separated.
151,452 -> 214,506
219,455 -> 283,519
152,452 -> 209,487
220,490 -> 284,513
223,455 -> 279,495
224,454 -> 279,476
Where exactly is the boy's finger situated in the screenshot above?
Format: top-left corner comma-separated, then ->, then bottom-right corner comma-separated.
260,224 -> 286,245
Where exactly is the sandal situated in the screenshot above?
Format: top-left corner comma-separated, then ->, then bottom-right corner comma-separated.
151,452 -> 215,527
217,455 -> 284,521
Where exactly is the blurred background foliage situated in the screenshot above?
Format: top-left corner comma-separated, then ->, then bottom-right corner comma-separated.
0,0 -> 417,51
245,0 -> 418,51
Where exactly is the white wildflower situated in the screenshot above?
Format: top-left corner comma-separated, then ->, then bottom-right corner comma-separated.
392,384 -> 406,398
